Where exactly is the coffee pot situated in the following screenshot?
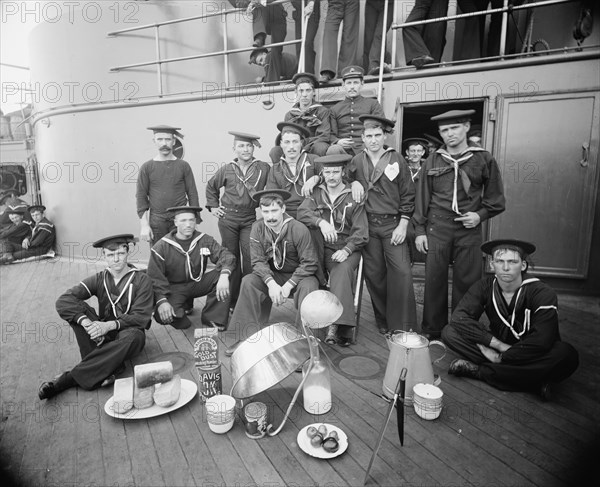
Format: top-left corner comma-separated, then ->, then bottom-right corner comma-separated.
382,331 -> 446,405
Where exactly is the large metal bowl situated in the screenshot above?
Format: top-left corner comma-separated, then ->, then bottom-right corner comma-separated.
230,322 -> 310,399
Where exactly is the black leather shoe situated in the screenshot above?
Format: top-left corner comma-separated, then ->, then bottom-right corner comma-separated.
448,359 -> 481,380
378,326 -> 389,334
338,337 -> 351,347
224,340 -> 241,357
539,382 -> 552,402
38,381 -> 58,400
410,55 -> 435,69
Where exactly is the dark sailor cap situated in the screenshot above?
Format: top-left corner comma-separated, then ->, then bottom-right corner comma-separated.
228,131 -> 261,147
430,109 -> 476,125
315,154 -> 353,167
252,189 -> 291,203
402,137 -> 429,152
249,47 -> 268,64
481,239 -> 536,256
6,207 -> 25,215
147,125 -> 184,138
28,204 -> 46,213
277,121 -> 310,138
167,206 -> 203,218
341,65 -> 364,80
93,233 -> 136,249
358,114 -> 395,132
292,72 -> 319,89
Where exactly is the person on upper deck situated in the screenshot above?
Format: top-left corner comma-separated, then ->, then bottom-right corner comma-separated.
226,189 -> 320,356
413,109 -> 505,340
248,47 -> 298,82
319,0 -> 360,83
266,121 -> 322,219
327,66 -> 386,157
364,0 -> 395,75
297,154 -> 368,346
403,0 -> 449,68
349,115 -> 418,334
0,207 -> 31,264
205,132 -> 271,307
292,0 -> 320,74
147,206 -> 236,331
39,234 -> 153,400
269,72 -> 332,163
443,239 -> 579,401
5,204 -> 55,263
231,0 -> 287,83
136,125 -> 199,246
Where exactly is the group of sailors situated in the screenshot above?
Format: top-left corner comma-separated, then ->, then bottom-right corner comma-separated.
35,65 -> 578,402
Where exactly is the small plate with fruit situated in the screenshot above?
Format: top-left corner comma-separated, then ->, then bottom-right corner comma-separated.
297,423 -> 348,459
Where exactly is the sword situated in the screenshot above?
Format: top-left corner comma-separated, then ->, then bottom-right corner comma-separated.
363,368 -> 407,485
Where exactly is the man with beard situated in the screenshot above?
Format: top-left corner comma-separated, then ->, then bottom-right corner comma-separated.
147,206 -> 235,331
297,154 -> 368,346
266,122 -> 322,218
206,131 -> 271,306
414,109 -> 505,340
349,115 -> 417,334
268,72 -> 332,163
327,66 -> 385,156
39,234 -> 153,400
443,239 -> 579,401
6,204 -> 55,263
225,189 -> 319,356
136,125 -> 199,246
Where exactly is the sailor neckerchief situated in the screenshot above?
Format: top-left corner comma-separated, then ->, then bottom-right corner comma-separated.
101,267 -> 139,320
265,217 -> 294,270
427,145 -> 487,214
287,103 -> 324,128
318,185 -> 354,233
280,152 -> 311,197
161,233 -> 207,282
231,158 -> 262,198
491,277 -> 557,340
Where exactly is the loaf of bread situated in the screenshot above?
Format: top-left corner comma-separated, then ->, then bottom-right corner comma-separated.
134,361 -> 174,388
133,381 -> 155,409
153,374 -> 182,407
112,378 -> 134,414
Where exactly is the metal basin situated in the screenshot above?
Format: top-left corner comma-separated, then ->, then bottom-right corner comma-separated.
230,322 -> 310,399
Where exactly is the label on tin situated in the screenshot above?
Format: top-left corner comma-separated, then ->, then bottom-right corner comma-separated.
197,364 -> 222,403
194,327 -> 219,367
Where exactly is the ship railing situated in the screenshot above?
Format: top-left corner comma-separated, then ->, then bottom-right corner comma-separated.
107,0 -> 303,95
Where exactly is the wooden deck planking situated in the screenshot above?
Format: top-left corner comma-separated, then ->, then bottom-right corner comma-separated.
1,260 -> 599,487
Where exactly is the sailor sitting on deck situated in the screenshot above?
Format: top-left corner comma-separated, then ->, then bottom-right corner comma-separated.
147,206 -> 236,331
39,234 -> 154,400
0,207 -> 31,264
442,239 -> 580,401
225,189 -> 320,356
5,204 -> 55,263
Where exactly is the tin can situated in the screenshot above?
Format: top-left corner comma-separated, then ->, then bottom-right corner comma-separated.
194,327 -> 219,368
244,401 -> 268,439
197,363 -> 222,403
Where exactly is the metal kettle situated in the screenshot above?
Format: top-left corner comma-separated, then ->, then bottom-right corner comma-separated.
382,331 -> 446,405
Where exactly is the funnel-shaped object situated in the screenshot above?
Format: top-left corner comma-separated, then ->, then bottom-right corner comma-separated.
300,290 -> 343,329
230,322 -> 310,399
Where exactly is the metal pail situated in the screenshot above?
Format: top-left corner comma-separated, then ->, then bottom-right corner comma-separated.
230,322 -> 310,399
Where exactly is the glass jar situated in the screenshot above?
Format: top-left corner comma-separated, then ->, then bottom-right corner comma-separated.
302,336 -> 332,414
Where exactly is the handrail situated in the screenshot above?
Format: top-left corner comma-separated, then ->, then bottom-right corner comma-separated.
392,0 -> 575,31
109,39 -> 301,72
106,0 -> 290,36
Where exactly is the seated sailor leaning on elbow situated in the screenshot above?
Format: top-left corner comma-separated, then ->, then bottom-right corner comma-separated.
147,206 -> 236,331
39,234 -> 153,400
442,238 -> 580,401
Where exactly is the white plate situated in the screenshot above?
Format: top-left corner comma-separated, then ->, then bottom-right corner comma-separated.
297,423 -> 349,459
104,379 -> 198,419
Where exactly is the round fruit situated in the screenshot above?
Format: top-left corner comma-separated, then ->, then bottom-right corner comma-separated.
306,426 -> 318,439
317,424 -> 328,437
310,433 -> 323,447
328,430 -> 339,441
322,437 -> 339,453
